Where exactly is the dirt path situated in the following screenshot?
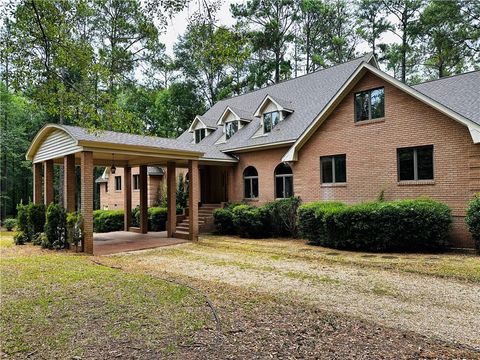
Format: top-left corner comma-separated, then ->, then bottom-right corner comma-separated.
104,236 -> 480,354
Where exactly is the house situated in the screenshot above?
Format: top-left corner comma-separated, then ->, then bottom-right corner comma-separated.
26,53 -> 480,253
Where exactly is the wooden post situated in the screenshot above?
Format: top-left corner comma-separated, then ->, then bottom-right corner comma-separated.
81,151 -> 94,254
188,160 -> 199,241
124,166 -> 132,231
44,159 -> 54,206
166,162 -> 176,237
33,162 -> 43,204
139,165 -> 148,234
63,154 -> 76,213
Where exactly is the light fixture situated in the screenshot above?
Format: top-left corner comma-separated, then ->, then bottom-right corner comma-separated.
110,153 -> 116,174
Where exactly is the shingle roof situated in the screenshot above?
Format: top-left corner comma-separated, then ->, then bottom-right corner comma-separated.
177,54 -> 372,150
62,125 -> 235,161
413,71 -> 480,126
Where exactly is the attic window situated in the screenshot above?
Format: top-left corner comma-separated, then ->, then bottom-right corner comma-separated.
225,121 -> 238,140
195,128 -> 206,143
355,87 -> 385,122
263,111 -> 280,133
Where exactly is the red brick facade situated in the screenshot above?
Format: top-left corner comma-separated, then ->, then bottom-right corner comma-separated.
227,71 -> 479,248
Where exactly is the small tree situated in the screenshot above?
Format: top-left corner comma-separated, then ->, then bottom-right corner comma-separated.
176,173 -> 188,209
66,212 -> 83,251
44,203 -> 67,249
27,203 -> 46,235
16,202 -> 30,239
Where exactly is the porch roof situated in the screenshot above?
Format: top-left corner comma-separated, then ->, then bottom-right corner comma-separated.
26,124 -> 237,167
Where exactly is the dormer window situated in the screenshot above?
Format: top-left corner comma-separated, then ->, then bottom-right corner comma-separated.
263,111 -> 280,133
225,121 -> 239,140
195,128 -> 206,143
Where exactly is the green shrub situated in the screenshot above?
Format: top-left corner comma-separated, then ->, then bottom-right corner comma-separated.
232,204 -> 270,238
27,203 -> 46,235
32,232 -> 46,246
16,202 -> 30,237
297,202 -> 346,244
176,173 -> 188,209
4,218 -> 16,231
465,194 -> 480,253
93,210 -> 124,233
264,197 -> 301,237
213,203 -> 242,235
148,207 -> 167,231
13,231 -> 28,245
322,199 -> 451,252
44,203 -> 67,249
67,212 -> 83,248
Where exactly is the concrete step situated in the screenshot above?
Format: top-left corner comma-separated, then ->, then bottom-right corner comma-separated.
174,231 -> 190,240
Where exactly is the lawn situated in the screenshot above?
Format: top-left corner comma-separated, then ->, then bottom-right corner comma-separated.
1,233 -> 479,359
0,234 -> 214,359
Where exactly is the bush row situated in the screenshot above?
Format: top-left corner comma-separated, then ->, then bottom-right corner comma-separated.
298,199 -> 452,252
465,194 -> 480,253
93,207 -> 169,233
213,197 -> 301,238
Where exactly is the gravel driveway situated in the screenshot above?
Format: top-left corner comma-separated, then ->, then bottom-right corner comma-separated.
105,236 -> 480,352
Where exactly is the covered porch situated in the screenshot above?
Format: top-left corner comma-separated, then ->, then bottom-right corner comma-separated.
26,124 -> 218,255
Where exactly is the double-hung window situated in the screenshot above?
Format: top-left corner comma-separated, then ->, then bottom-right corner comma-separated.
397,145 -> 434,181
243,166 -> 259,199
321,154 -> 347,184
355,87 -> 385,122
274,163 -> 293,198
225,121 -> 238,140
133,174 -> 140,190
263,111 -> 280,133
115,176 -> 122,191
195,128 -> 206,143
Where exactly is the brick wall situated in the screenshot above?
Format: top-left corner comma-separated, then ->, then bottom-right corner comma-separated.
228,71 -> 478,248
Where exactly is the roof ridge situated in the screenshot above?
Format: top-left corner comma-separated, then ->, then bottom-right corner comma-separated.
413,69 -> 480,87
213,52 -> 373,105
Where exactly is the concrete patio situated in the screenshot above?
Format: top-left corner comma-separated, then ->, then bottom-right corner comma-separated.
93,231 -> 188,255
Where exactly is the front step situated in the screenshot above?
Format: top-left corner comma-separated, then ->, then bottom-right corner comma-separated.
175,204 -> 220,237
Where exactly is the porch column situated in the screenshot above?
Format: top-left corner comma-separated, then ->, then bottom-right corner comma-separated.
44,159 -> 54,206
188,160 -> 199,241
33,162 -> 43,204
166,161 -> 176,237
124,166 -> 132,231
81,151 -> 94,254
139,165 -> 148,234
63,154 -> 76,213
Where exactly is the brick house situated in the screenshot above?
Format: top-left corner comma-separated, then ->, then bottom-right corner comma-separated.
27,53 -> 480,253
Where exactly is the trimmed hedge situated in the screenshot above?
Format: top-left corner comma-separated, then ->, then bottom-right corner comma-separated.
44,203 -> 67,249
232,205 -> 270,238
298,199 -> 452,252
213,203 -> 241,235
148,207 -> 167,231
28,203 -> 46,235
93,210 -> 124,233
297,201 -> 346,245
264,197 -> 301,237
465,194 -> 480,253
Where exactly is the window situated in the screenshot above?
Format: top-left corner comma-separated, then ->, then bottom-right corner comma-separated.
115,176 -> 122,191
133,174 -> 140,190
105,182 -> 108,193
274,163 -> 293,198
355,87 -> 385,122
321,154 -> 346,183
243,166 -> 259,199
263,111 -> 280,133
225,121 -> 238,140
195,128 -> 206,143
397,145 -> 434,181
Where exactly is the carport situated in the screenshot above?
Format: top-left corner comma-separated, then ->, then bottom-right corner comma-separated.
26,124 -> 204,254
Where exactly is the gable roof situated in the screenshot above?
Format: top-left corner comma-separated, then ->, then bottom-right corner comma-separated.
412,71 -> 480,126
282,64 -> 480,162
217,106 -> 254,125
177,53 -> 375,151
253,94 -> 294,117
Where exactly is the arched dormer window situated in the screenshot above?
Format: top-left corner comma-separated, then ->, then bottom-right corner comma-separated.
274,163 -> 293,199
243,166 -> 259,199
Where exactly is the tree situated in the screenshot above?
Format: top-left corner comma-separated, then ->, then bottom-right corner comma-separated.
356,0 -> 391,59
418,0 -> 470,79
231,0 -> 297,84
297,0 -> 325,73
382,0 -> 425,83
175,18 -> 249,105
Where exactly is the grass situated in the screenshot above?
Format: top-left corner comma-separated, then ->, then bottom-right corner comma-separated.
0,239 -> 213,358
